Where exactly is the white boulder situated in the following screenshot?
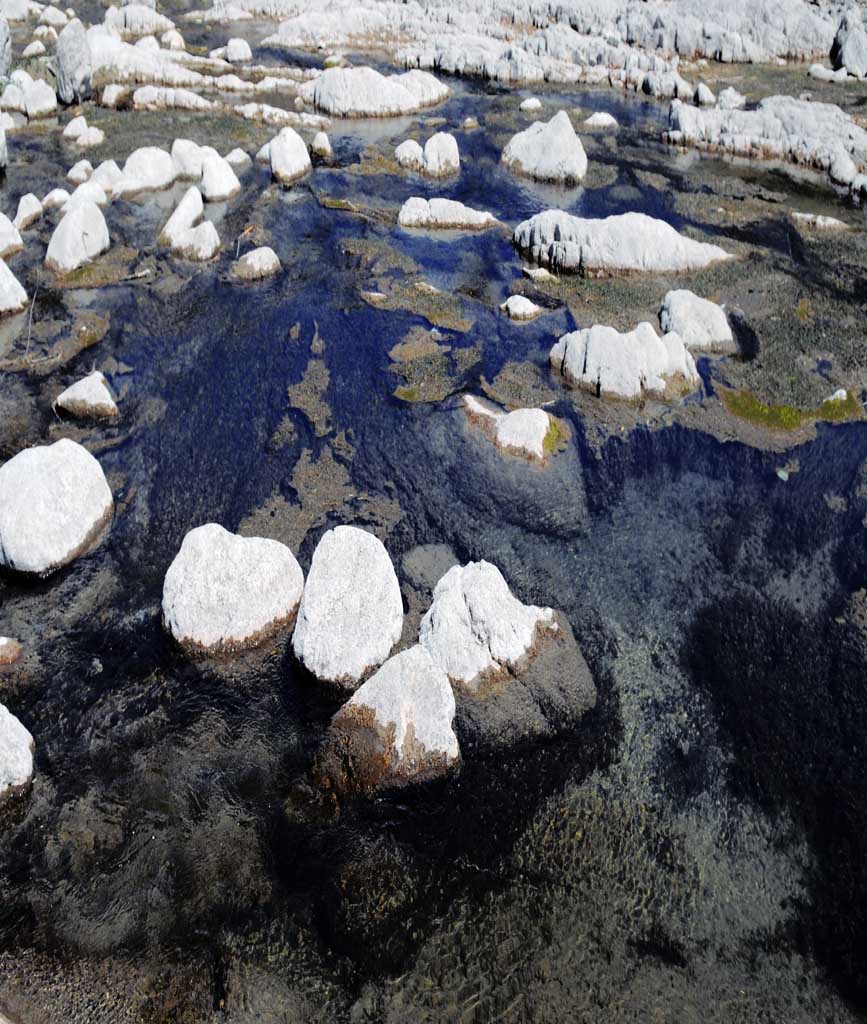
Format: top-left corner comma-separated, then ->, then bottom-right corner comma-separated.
159,186 -> 220,260
226,37 -> 251,63
718,86 -> 746,110
225,147 -> 252,169
118,145 -> 176,194
419,561 -> 555,691
13,193 -> 42,231
659,289 -> 736,353
200,147 -> 241,201
269,126 -> 311,184
500,294 -> 541,320
502,110 -> 587,184
0,259 -> 27,315
322,645 -> 460,792
584,111 -> 618,128
463,395 -> 554,462
514,210 -> 732,275
232,246 -> 281,280
0,704 -> 34,804
0,212 -> 23,259
695,81 -> 715,106
301,66 -> 449,117
832,7 -> 867,78
292,525 -> 403,688
67,158 -> 93,185
56,18 -> 92,104
55,371 -> 118,419
398,197 -> 496,230
519,96 -> 542,112
162,523 -> 304,653
0,438 -> 113,574
45,201 -> 110,274
549,321 -> 700,399
311,131 -> 332,158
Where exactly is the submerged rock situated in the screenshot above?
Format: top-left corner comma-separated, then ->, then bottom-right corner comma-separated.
0,438 -> 113,574
162,523 -> 304,653
299,65 -> 448,117
269,126 -> 311,184
398,196 -> 496,230
311,130 -> 332,158
0,703 -> 34,805
319,645 -> 460,794
232,246 -> 281,280
502,109 -> 587,184
45,201 -> 110,274
55,371 -> 118,419
550,321 -> 699,399
659,289 -> 735,353
292,525 -> 403,688
0,259 -> 27,316
513,210 -> 731,275
463,395 -> 556,462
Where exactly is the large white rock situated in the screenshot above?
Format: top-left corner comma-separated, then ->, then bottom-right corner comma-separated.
63,180 -> 108,212
395,138 -> 424,171
171,137 -> 204,179
0,703 -> 34,804
56,371 -> 118,419
502,110 -> 587,184
159,185 -> 220,260
162,523 -> 304,653
398,197 -> 496,230
659,289 -> 736,353
200,147 -> 241,201
226,36 -> 252,62
323,645 -> 460,792
232,246 -> 281,280
300,65 -> 449,117
118,145 -> 176,194
56,18 -> 92,103
0,258 -> 27,315
419,561 -> 555,691
13,193 -> 41,231
463,395 -> 554,462
45,201 -> 110,274
0,439 -> 113,574
67,159 -> 93,185
500,294 -> 541,320
269,126 -> 311,184
832,7 -> 867,78
90,159 -> 125,196
422,132 -> 460,176
549,321 -> 699,399
0,213 -> 22,259
292,525 -> 403,688
514,210 -> 731,275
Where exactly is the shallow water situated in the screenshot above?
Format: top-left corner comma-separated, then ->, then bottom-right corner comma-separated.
2,36 -> 867,1024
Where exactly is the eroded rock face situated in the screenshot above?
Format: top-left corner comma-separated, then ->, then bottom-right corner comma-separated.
0,703 -> 34,805
659,289 -> 736,353
398,197 -> 497,230
549,322 -> 699,399
502,109 -> 587,184
513,210 -> 731,275
162,523 -> 304,653
55,371 -> 118,419
292,525 -> 404,688
318,645 -> 460,794
0,439 -> 113,575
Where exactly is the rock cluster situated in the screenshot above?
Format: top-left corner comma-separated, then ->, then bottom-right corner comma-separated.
395,132 -> 460,176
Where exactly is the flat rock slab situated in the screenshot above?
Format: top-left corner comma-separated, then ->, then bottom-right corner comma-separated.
162,523 -> 304,653
0,438 -> 113,574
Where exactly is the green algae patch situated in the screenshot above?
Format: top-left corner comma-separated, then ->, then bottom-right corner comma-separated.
543,415 -> 569,456
722,387 -> 862,431
394,385 -> 423,403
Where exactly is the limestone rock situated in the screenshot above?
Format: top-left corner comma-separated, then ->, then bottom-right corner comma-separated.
162,523 -> 304,653
232,246 -> 281,280
398,196 -> 496,230
292,525 -> 403,688
502,109 -> 587,184
832,7 -> 867,78
200,147 -> 241,201
159,185 -> 220,260
514,209 -> 731,275
659,288 -> 735,353
0,438 -> 113,574
14,193 -> 42,232
549,321 -> 699,399
56,18 -> 92,104
0,213 -> 22,259
300,65 -> 449,117
45,201 -> 110,274
0,259 -> 27,316
500,294 -> 541,320
0,703 -> 34,804
55,371 -> 118,419
269,126 -> 311,184
319,645 -> 460,793
311,130 -> 332,158
463,395 -> 555,462
584,111 -> 617,128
